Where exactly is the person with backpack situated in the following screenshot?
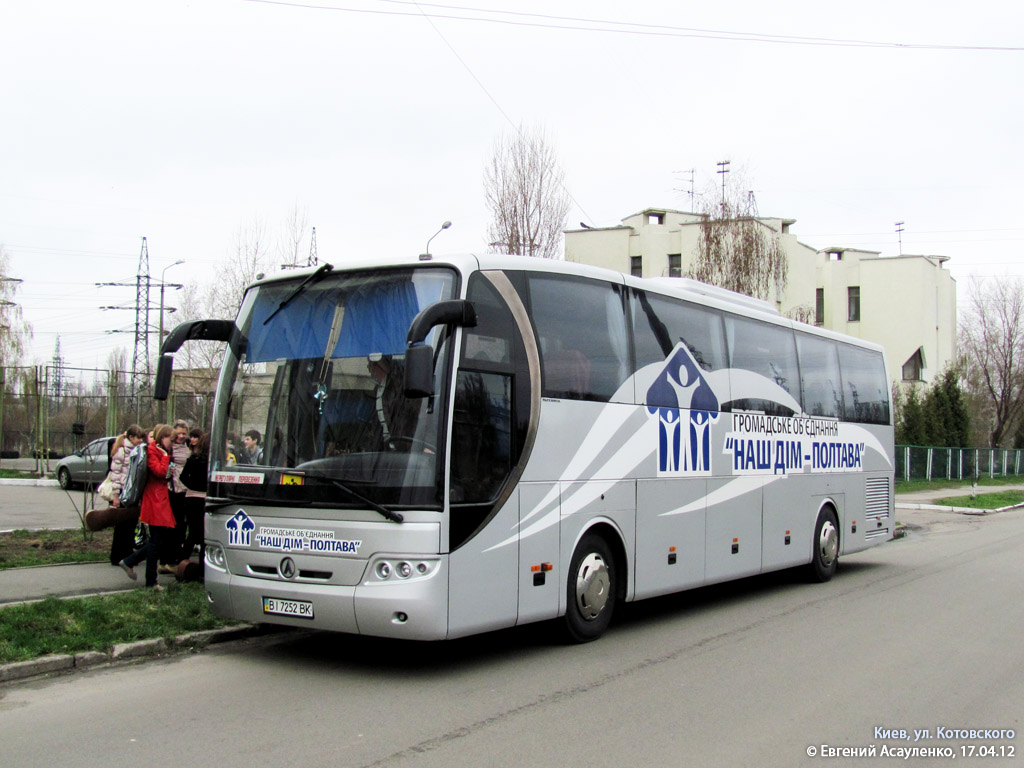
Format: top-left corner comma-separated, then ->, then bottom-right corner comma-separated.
118,424 -> 176,591
106,425 -> 146,564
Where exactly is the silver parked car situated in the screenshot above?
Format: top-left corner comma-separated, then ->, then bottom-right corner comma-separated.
53,436 -> 115,490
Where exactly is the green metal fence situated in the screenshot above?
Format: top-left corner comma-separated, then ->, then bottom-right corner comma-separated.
895,445 -> 1024,483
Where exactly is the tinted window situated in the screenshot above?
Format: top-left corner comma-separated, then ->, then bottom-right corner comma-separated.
632,290 -> 727,373
797,334 -> 843,418
837,343 -> 890,425
450,372 -> 512,504
725,316 -> 800,416
462,274 -> 513,368
528,275 -> 630,402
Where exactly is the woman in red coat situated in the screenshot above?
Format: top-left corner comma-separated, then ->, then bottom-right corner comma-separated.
118,424 -> 176,590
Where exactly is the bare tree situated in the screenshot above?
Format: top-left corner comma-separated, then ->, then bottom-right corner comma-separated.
278,203 -> 310,268
484,124 -> 570,259
960,275 -> 1024,447
687,182 -> 787,302
210,216 -> 273,319
0,244 -> 32,368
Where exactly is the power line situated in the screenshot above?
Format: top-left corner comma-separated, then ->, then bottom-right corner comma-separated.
239,0 -> 1024,52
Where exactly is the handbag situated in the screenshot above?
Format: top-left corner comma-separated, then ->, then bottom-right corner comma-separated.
96,476 -> 118,503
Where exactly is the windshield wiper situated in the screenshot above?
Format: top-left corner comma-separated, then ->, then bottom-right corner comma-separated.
262,262 -> 334,326
293,472 -> 404,524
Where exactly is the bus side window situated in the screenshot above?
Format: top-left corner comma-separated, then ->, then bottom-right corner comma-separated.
796,334 -> 843,418
837,344 -> 891,425
528,275 -> 630,402
725,315 -> 800,416
450,372 -> 513,504
632,289 -> 727,373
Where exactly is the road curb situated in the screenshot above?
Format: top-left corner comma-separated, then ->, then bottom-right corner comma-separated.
0,478 -> 60,487
896,501 -> 1024,515
0,623 -> 280,685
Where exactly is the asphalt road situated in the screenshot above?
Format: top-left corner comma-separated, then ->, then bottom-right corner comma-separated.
2,506 -> 1021,768
0,484 -> 93,531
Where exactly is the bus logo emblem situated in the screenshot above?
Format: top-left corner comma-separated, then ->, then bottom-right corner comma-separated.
226,510 -> 255,547
647,343 -> 720,476
279,557 -> 297,580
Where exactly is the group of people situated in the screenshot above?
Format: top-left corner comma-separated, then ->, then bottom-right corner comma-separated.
98,419 -> 209,591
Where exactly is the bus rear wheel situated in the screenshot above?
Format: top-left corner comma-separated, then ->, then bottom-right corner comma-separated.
809,506 -> 839,582
564,532 -> 616,643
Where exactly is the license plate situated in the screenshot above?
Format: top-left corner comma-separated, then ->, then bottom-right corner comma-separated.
262,597 -> 314,619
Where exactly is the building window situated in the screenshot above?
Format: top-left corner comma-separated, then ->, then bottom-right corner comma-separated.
847,286 -> 860,322
630,256 -> 642,277
668,254 -> 681,278
647,212 -> 665,225
902,348 -> 925,382
815,288 -> 824,326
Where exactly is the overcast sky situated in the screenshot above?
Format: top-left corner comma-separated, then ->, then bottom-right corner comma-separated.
2,0 -> 1021,374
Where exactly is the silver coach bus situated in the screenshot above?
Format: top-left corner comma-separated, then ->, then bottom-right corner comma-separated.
155,253 -> 894,642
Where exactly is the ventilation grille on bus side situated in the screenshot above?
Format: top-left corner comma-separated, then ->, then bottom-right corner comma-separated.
865,478 -> 890,521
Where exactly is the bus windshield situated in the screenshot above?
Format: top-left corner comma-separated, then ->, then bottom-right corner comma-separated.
209,266 -> 457,510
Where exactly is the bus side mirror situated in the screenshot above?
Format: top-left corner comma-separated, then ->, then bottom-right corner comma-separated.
154,355 -> 174,401
404,345 -> 435,398
153,319 -> 236,401
403,299 -> 477,398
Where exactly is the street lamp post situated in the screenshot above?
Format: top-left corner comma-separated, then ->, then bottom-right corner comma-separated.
159,260 -> 185,352
158,260 -> 184,421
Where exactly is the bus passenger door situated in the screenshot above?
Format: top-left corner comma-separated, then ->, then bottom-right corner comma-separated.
517,482 -> 560,624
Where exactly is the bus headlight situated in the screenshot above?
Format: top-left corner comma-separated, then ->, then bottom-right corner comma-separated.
205,544 -> 228,572
368,557 -> 438,583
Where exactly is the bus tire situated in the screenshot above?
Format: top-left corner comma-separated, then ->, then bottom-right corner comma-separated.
564,532 -> 616,643
809,506 -> 839,582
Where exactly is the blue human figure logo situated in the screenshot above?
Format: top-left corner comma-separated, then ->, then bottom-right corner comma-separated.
647,342 -> 720,475
226,510 -> 255,547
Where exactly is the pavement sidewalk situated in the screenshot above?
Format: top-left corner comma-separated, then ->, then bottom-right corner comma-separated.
0,561 -> 174,607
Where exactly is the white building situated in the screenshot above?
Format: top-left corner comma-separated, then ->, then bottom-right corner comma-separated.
564,207 -> 956,387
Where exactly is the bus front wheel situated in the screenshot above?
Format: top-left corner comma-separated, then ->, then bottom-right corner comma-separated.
564,532 -> 616,643
809,506 -> 839,582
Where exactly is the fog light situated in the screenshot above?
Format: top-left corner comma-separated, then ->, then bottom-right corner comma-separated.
397,561 -> 412,579
417,562 -> 428,574
393,612 -> 408,624
376,561 -> 392,580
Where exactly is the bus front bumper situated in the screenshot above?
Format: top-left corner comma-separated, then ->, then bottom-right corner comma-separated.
205,557 -> 450,641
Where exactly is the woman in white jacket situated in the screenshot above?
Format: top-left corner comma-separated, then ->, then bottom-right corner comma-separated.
105,424 -> 145,564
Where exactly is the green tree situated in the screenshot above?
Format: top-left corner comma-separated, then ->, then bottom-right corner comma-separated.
898,385 -> 928,445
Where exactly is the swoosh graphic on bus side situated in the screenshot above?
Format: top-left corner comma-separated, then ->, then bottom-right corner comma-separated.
657,474 -> 774,518
515,404 -> 639,531
489,425 -> 652,553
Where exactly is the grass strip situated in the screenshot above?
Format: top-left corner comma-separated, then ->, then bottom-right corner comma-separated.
0,529 -> 111,570
0,583 -> 235,664
0,469 -> 41,479
896,474 -> 1024,494
932,490 -> 1024,509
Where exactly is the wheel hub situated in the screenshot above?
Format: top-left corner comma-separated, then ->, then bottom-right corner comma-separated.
818,519 -> 838,567
575,553 -> 610,621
